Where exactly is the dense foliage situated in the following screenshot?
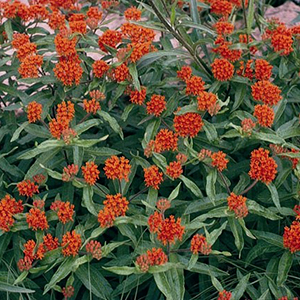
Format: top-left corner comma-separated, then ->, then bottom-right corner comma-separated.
0,0 -> 299,299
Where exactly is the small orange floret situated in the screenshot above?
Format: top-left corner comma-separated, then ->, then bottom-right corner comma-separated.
27,101 -> 42,123
253,104 -> 274,128
144,165 -> 164,189
61,230 -> 82,257
248,148 -> 277,184
146,94 -> 166,117
190,234 -> 212,255
166,161 -> 183,179
81,161 -> 100,185
26,207 -> 48,231
227,192 -> 248,218
211,151 -> 229,172
211,58 -> 234,81
104,156 -> 131,182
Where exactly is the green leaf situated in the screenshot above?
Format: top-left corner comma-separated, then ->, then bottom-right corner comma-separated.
73,119 -> 101,135
128,63 -> 140,91
168,182 -> 181,201
252,231 -> 284,248
188,254 -> 198,270
0,281 -> 34,293
40,164 -> 61,180
11,122 -> 29,142
207,221 -> 228,246
102,241 -> 128,257
233,84 -> 247,111
247,0 -> 255,34
82,186 -> 98,216
247,200 -> 282,220
180,175 -> 203,198
206,169 -> 217,204
103,266 -> 136,275
98,110 -> 124,140
266,183 -> 281,210
211,276 -> 223,292
228,217 -> 244,257
232,273 -> 251,300
85,147 -> 120,157
203,120 -> 218,142
277,251 -> 293,286
4,20 -> 13,40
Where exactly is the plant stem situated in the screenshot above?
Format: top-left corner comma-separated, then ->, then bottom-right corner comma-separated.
148,0 -> 212,79
161,118 -> 173,131
240,179 -> 258,195
218,170 -> 231,195
95,183 -> 108,196
78,113 -> 91,124
129,187 -> 148,201
242,0 -> 249,43
170,248 -> 190,253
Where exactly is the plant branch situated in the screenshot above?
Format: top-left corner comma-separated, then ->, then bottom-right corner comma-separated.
129,187 -> 148,201
218,170 -> 231,195
240,179 -> 258,195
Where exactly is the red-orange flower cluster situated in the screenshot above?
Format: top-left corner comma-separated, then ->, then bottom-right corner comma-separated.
26,207 -> 49,231
146,95 -> 166,117
82,161 -> 100,185
136,248 -> 168,272
62,164 -> 79,181
211,58 -> 234,81
227,192 -> 248,218
17,179 -> 39,197
50,200 -> 74,224
61,230 -> 82,257
174,111 -> 203,137
144,165 -> 164,189
211,151 -> 229,172
104,156 -> 131,182
86,240 -> 102,260
283,221 -> 300,253
93,60 -> 109,78
190,234 -> 212,255
218,290 -> 232,300
27,101 -> 42,123
166,161 -> 183,179
253,104 -> 274,128
251,80 -> 282,106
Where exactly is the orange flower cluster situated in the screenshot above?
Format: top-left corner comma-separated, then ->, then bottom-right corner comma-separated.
48,11 -> 66,30
82,161 -> 100,185
251,80 -> 282,106
255,59 -> 273,80
174,111 -> 203,138
211,58 -> 234,81
227,192 -> 248,218
104,156 -> 131,182
176,153 -> 188,164
146,95 -> 166,117
157,215 -> 184,245
33,173 -> 46,185
268,25 -> 294,56
136,248 -> 168,272
253,104 -> 274,128
27,101 -> 42,123
54,32 -> 77,57
49,101 -> 75,139
177,65 -> 192,82
0,195 -> 23,232
17,179 -> 39,197
197,91 -> 220,116
269,145 -> 299,169
93,60 -> 109,78
86,240 -> 102,260
210,0 -> 233,17
198,149 -> 213,161
283,221 -> 300,253
166,161 -> 183,179
124,7 -> 141,20
186,76 -> 205,96
190,234 -> 212,255
98,194 -> 129,227
113,63 -> 130,82
98,29 -> 122,52
144,165 -> 164,189
62,286 -> 75,300
239,34 -> 258,54
69,13 -> 87,34
211,151 -> 229,172
248,148 -> 277,184
129,87 -> 147,105
50,200 -> 74,224
213,36 -> 242,62
241,118 -> 256,135
26,207 -> 49,230
218,290 -> 232,300
17,256 -> 33,272
83,98 -> 101,114
157,199 -> 171,212
278,297 -> 299,300
61,230 -> 82,257
153,129 -> 178,153
213,21 -> 234,35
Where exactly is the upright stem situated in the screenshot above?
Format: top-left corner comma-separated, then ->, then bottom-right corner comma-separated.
129,187 -> 148,201
218,170 -> 231,195
242,0 -> 249,44
240,179 -> 258,195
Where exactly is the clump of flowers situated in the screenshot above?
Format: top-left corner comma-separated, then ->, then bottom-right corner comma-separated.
61,230 -> 82,257
82,161 -> 100,185
227,193 -> 248,218
174,111 -> 204,137
211,58 -> 234,81
86,240 -> 102,260
218,290 -> 232,300
146,95 -> 166,117
136,248 -> 168,272
166,161 -> 183,179
50,200 -> 74,224
62,285 -> 75,300
26,207 -> 48,231
104,156 -> 131,182
190,234 -> 212,255
283,221 -> 300,253
253,104 -> 275,128
211,151 -> 229,172
62,164 -> 79,182
144,165 -> 164,189
17,179 -> 39,197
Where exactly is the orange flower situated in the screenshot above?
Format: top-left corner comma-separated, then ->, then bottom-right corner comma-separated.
104,156 -> 131,182
62,164 -> 79,181
81,161 -> 100,185
248,148 -> 277,184
61,230 -> 82,257
62,127 -> 77,145
241,118 -> 256,135
166,161 -> 183,179
19,54 -> 43,78
255,59 -> 273,80
17,42 -> 37,61
62,286 -> 75,299
17,179 -> 39,197
50,200 -> 74,224
185,76 -> 205,96
86,240 -> 102,260
54,32 -> 77,57
43,233 -> 59,251
146,94 -> 166,117
87,7 -> 103,20
239,34 -> 257,54
0,195 -> 23,232
124,7 -> 142,20
251,80 -> 282,106
211,0 -> 233,16
83,99 -> 101,114
148,211 -> 163,233
48,11 -> 66,30
23,240 -> 37,260
157,215 -> 185,245
211,58 -> 234,81
57,100 -> 75,122
213,21 -> 234,35
157,199 -> 171,212
174,111 -> 203,137
136,254 -> 151,272
144,165 -> 164,189
198,149 -> 213,160
283,221 -> 300,253
97,208 -> 115,228
211,151 -> 229,172
177,65 -> 192,82
227,192 -> 248,218
190,234 -> 212,255
147,248 -> 168,265
154,129 -> 178,153
98,29 -> 122,52
27,101 -> 42,123
130,87 -> 147,105
237,60 -> 254,79
214,40 -> 242,62
33,174 -> 46,185
113,63 -> 130,82
49,118 -> 68,139
218,290 -> 232,300
17,256 -> 33,272
26,207 -> 48,231
121,23 -> 155,43
92,60 -> 109,78
253,104 -> 274,128
103,194 -> 129,217
271,25 -> 293,56
28,4 -> 49,21
12,33 -> 30,49
127,42 -> 155,63
54,55 -> 83,86
90,90 -> 105,101
69,20 -> 87,34
197,91 -> 217,112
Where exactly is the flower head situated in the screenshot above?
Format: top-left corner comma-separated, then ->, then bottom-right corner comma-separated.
211,58 -> 234,81
211,151 -> 229,172
98,29 -> 122,52
83,99 -> 101,114
62,286 -> 75,299
50,200 -> 74,224
19,54 -> 43,78
129,87 -> 147,105
253,104 -> 274,128
26,207 -> 48,231
251,80 -> 282,106
147,248 -> 168,265
255,59 -> 273,80
144,166 -> 164,189
186,76 -> 205,96
86,240 -> 102,260
17,256 -> 33,272
166,161 -> 183,179
177,65 -> 192,82
27,101 -> 42,123
62,164 -> 79,182
93,60 -> 109,78
213,21 -> 234,35
104,156 -> 131,182
283,221 -> 300,253
136,254 -> 151,272
61,230 -> 82,257
154,129 -> 178,153
124,7 -> 142,20
211,0 -> 233,16
197,91 -> 217,112
241,118 -> 256,135
113,63 -> 130,82
227,192 -> 248,218
248,148 -> 277,184
43,234 -> 59,251
81,161 -> 100,185
157,199 -> 171,212
174,111 -> 203,138
190,234 -> 212,255
148,211 -> 163,233
218,290 -> 232,300
146,94 -> 166,117
17,180 -> 39,197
